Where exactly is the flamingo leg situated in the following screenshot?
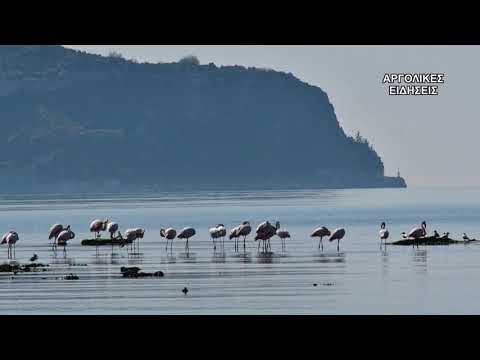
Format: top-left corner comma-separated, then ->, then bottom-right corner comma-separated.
337,239 -> 340,252
243,237 -> 246,252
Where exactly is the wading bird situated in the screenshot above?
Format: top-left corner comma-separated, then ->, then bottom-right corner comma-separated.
177,227 -> 196,253
463,233 -> 470,241
209,224 -> 225,250
57,228 -> 75,256
379,222 -> 389,247
107,221 -> 119,239
311,226 -> 331,251
329,228 -> 346,252
160,228 -> 177,253
255,221 -> 278,253
229,226 -> 240,252
2,231 -> 19,259
433,230 -> 440,238
237,221 -> 252,252
106,221 -> 120,254
90,219 -> 109,239
125,228 -> 145,254
275,223 -> 291,252
217,224 -> 226,248
405,221 -> 427,248
49,224 -> 70,251
30,254 -> 38,263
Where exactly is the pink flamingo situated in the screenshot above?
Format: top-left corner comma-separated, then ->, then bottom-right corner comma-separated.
49,224 -> 70,252
90,219 -> 109,239
2,231 -> 19,259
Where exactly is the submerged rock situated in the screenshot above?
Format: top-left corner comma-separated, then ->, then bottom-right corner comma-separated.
120,266 -> 164,278
388,236 -> 479,246
65,273 -> 79,280
81,238 -> 133,246
0,263 -> 49,273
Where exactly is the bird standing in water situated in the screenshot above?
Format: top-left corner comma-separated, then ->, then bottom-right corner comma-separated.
379,222 -> 389,248
275,222 -> 290,252
177,227 -> 196,253
236,221 -> 252,252
311,226 -> 331,251
160,228 -> 177,253
255,221 -> 278,253
329,228 -> 346,252
2,231 -> 19,259
49,224 -> 70,252
30,254 -> 38,263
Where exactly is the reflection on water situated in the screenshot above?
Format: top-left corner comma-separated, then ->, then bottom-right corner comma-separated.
412,249 -> 427,272
313,252 -> 346,264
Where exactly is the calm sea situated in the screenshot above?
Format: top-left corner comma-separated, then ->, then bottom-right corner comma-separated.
1,187 -> 480,314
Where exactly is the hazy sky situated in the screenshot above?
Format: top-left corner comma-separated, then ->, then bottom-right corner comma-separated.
65,45 -> 479,187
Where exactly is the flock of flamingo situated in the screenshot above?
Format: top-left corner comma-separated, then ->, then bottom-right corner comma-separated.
0,218 -> 452,260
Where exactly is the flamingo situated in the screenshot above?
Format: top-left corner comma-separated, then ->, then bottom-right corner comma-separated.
57,229 -> 75,256
255,221 -> 278,253
107,221 -> 119,239
237,221 -> 252,252
125,228 -> 145,254
209,225 -> 223,250
160,228 -> 177,253
90,219 -> 108,239
275,222 -> 290,252
405,221 -> 427,248
177,227 -> 196,253
379,222 -> 389,247
329,228 -> 346,252
106,221 -> 120,255
217,224 -> 227,248
229,226 -> 240,252
49,224 -> 70,251
311,226 -> 331,251
2,231 -> 19,259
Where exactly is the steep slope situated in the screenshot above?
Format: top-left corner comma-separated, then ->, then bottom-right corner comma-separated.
0,46 -> 406,193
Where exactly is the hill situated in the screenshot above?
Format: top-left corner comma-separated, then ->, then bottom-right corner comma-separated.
0,45 -> 406,193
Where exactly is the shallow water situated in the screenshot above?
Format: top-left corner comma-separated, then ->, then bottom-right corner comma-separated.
1,187 -> 480,314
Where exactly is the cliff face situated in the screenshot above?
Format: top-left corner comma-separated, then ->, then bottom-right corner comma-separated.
0,45 -> 406,193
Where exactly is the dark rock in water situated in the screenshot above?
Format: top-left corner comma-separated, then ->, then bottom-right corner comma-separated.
65,273 -> 79,280
121,266 -> 140,274
1,262 -> 50,273
23,263 -> 48,269
388,236 -> 479,246
0,264 -> 20,273
313,283 -> 318,287
82,238 -> 133,246
121,267 -> 164,278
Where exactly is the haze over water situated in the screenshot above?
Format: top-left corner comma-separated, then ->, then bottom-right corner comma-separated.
1,187 -> 480,314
